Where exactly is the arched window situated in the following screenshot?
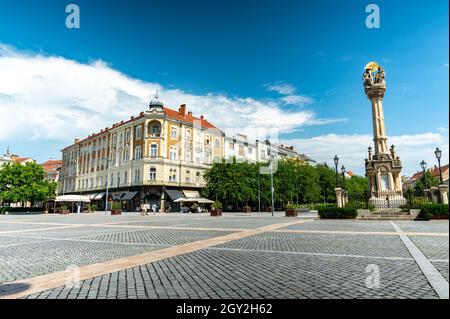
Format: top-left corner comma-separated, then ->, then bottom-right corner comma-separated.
186,129 -> 191,140
148,121 -> 161,137
170,126 -> 178,139
196,172 -> 201,184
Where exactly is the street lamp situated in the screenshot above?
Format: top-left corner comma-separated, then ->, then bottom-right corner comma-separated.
102,156 -> 112,215
341,165 -> 346,190
333,155 -> 339,188
434,147 -> 443,184
420,160 -> 427,188
267,141 -> 275,217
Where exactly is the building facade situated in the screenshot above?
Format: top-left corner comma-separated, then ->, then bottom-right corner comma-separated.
60,97 -> 224,212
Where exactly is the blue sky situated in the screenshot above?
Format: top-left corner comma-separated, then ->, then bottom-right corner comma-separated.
0,0 -> 448,175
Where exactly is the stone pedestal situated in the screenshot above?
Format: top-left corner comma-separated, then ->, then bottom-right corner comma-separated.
438,185 -> 448,204
335,188 -> 344,208
430,187 -> 440,204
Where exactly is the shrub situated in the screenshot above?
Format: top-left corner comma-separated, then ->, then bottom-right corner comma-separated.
111,201 -> 122,210
0,207 -> 43,213
88,204 -> 97,212
286,203 -> 301,209
212,200 -> 222,210
0,207 -> 7,214
60,205 -> 69,211
418,204 -> 449,220
317,205 -> 358,219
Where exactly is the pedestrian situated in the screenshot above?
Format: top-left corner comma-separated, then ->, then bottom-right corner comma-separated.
152,203 -> 156,214
140,203 -> 145,216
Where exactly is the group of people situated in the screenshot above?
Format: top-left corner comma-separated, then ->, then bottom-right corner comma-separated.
139,202 -> 172,215
139,203 -> 157,215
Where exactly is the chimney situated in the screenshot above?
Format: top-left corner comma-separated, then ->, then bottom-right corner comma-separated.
179,104 -> 186,116
74,138 -> 80,144
140,111 -> 144,116
200,115 -> 204,120
188,111 -> 193,116
131,116 -> 134,120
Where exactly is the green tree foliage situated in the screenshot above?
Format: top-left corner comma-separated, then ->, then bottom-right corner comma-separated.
414,171 -> 439,192
0,162 -> 57,206
346,176 -> 369,193
203,158 -> 334,211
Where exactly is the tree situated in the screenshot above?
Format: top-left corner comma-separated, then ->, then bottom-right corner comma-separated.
316,164 -> 336,203
414,171 -> 438,192
346,176 -> 369,193
0,162 -> 57,206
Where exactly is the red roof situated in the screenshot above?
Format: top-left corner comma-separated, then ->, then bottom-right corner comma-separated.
75,105 -> 219,145
163,107 -> 218,130
410,164 -> 449,181
41,160 -> 62,174
13,157 -> 32,164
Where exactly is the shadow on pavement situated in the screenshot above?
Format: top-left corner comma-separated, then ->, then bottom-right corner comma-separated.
0,283 -> 31,298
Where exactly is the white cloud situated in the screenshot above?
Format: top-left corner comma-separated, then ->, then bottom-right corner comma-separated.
264,81 -> 297,95
264,81 -> 315,106
0,44 -> 334,146
283,131 -> 449,176
281,94 -> 314,106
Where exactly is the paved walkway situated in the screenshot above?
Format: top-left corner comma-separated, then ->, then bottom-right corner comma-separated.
0,212 -> 447,299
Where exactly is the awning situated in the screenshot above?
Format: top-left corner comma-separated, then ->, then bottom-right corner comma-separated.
174,197 -> 214,204
165,189 -> 183,201
55,195 -> 91,203
183,190 -> 200,198
121,191 -> 138,201
93,192 -> 105,200
110,192 -> 124,200
87,193 -> 98,200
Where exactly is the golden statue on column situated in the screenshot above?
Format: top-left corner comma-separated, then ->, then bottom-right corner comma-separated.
363,62 -> 406,209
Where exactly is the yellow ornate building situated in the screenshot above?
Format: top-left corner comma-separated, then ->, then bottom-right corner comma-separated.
60,96 -> 224,211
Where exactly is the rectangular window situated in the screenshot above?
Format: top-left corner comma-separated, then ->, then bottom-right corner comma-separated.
170,148 -> 177,160
150,144 -> 158,158
149,168 -> 156,180
215,138 -> 221,149
170,127 -> 178,139
228,143 -> 234,150
135,146 -> 142,159
135,125 -> 142,139
238,145 -> 245,156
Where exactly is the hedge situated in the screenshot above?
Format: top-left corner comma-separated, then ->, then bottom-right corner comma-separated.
0,207 -> 43,213
318,205 -> 358,219
418,204 -> 449,220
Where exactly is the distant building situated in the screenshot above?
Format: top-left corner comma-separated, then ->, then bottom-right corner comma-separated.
403,164 -> 449,190
41,159 -> 62,182
0,148 -> 35,168
59,96 -> 224,212
0,148 -> 14,167
11,155 -> 35,165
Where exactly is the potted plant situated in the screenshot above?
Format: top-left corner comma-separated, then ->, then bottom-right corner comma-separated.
88,204 -> 97,213
242,205 -> 252,213
111,201 -> 122,215
210,200 -> 222,217
285,203 -> 298,217
59,204 -> 70,215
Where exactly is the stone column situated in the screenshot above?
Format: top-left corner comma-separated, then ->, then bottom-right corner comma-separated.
438,185 -> 448,204
388,173 -> 395,192
335,188 -> 344,208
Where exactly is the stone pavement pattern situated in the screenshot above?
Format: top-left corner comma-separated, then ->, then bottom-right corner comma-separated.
0,212 -> 447,299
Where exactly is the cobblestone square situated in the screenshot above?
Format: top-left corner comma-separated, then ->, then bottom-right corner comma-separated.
0,212 -> 447,299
